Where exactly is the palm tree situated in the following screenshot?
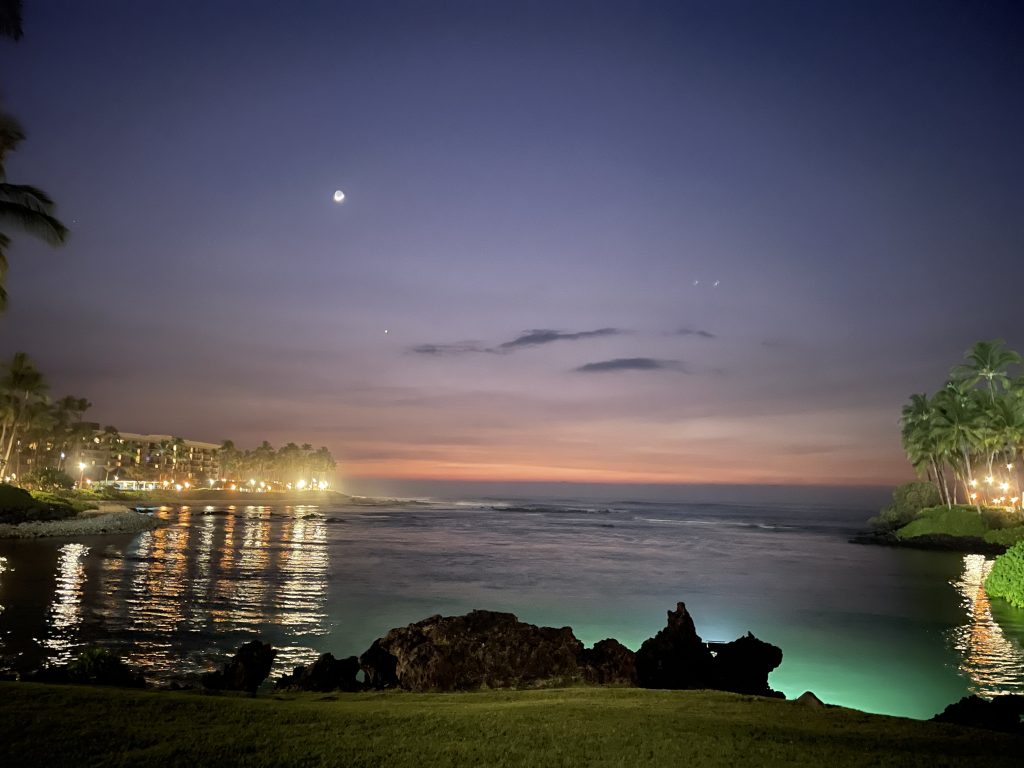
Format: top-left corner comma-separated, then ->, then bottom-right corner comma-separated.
0,351 -> 47,471
900,393 -> 952,507
952,339 -> 1023,402
932,383 -> 985,509
0,108 -> 69,311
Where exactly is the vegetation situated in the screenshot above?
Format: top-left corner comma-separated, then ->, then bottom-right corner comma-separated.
983,525 -> 1024,547
0,684 -> 1017,768
901,512 -> 1003,540
899,340 -> 1024,514
869,482 -> 942,532
985,541 -> 1024,609
0,481 -> 76,522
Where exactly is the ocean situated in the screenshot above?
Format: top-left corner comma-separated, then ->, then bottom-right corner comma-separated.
1,491 -> 1022,720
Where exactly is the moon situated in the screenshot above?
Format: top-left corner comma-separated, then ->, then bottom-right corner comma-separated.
333,190 -> 345,203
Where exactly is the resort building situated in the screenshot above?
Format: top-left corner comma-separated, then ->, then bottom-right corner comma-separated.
75,431 -> 221,484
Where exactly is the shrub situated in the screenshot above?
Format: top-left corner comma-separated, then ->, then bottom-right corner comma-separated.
66,647 -> 146,688
31,491 -> 97,513
869,482 -> 942,532
896,505 -> 989,539
983,526 -> 1024,547
0,483 -> 78,523
0,482 -> 35,510
25,467 -> 75,491
986,541 -> 1024,608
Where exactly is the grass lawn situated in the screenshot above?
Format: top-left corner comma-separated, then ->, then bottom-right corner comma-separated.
0,683 -> 1018,767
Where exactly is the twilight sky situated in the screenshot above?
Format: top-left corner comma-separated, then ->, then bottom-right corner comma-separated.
2,1 -> 1023,491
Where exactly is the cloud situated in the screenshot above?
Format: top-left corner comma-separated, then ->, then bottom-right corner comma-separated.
409,341 -> 488,356
574,358 -> 688,373
498,328 -> 622,350
676,328 -> 716,339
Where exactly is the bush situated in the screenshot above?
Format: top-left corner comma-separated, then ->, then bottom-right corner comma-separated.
65,647 -> 146,688
986,541 -> 1024,608
0,483 -> 78,524
984,526 -> 1024,547
896,505 -> 989,539
25,467 -> 75,491
0,483 -> 35,511
31,491 -> 97,513
869,482 -> 942,532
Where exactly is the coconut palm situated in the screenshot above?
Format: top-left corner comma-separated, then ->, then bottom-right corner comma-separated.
952,339 -> 1023,401
900,393 -> 952,507
931,383 -> 985,507
0,109 -> 69,311
0,351 -> 48,470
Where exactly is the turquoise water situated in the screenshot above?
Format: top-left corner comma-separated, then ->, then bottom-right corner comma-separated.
1,497 -> 1022,719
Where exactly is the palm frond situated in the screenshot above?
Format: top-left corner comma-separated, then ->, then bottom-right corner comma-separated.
0,0 -> 23,41
0,200 -> 69,245
0,183 -> 57,213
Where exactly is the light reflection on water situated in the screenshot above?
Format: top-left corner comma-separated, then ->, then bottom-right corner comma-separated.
44,543 -> 90,663
949,554 -> 1024,696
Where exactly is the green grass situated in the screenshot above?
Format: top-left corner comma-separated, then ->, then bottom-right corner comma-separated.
0,683 -> 1017,767
897,505 -> 990,539
984,525 -> 1024,547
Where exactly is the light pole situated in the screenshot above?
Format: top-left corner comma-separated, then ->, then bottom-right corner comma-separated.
78,462 -> 87,489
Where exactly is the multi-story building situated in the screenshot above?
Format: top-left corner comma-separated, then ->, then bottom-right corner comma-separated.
76,431 -> 221,483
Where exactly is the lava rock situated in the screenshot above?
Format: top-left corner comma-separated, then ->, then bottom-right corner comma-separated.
202,640 -> 277,693
932,694 -> 1024,733
276,653 -> 361,692
709,632 -> 784,697
635,602 -> 715,689
794,690 -> 825,708
21,648 -> 145,688
360,610 -> 585,691
580,638 -> 637,685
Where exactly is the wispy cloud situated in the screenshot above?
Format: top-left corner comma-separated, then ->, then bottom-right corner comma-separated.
409,341 -> 488,356
676,328 -> 716,339
574,358 -> 688,373
498,328 -> 623,350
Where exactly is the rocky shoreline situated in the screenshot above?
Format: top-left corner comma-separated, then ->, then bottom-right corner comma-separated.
0,510 -> 161,539
849,530 -> 1007,556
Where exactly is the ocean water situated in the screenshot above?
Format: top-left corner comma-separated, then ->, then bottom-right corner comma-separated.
1,495 -> 1022,720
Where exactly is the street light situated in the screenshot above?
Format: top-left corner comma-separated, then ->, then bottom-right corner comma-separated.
78,462 -> 86,488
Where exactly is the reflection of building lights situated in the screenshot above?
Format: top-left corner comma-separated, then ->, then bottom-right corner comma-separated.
951,554 -> 1024,697
970,493 -> 978,500
1007,463 -> 1015,471
985,476 -> 994,485
1001,482 -> 1010,492
174,484 -> 183,491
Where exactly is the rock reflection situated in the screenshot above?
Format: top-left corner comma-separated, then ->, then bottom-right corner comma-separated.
949,554 -> 1024,696
43,543 -> 89,663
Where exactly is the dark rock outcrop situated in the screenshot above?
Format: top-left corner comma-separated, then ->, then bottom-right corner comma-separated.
709,632 -> 784,697
635,602 -> 715,689
21,648 -> 145,688
794,690 -> 825,708
360,610 -> 585,691
276,653 -> 361,692
580,638 -> 637,686
932,694 -> 1024,733
634,603 -> 783,697
202,640 -> 277,693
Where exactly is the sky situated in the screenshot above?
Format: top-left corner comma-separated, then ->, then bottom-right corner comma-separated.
1,1 -> 1023,493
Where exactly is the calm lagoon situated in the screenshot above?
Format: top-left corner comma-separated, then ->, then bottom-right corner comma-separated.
1,495 -> 1022,719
